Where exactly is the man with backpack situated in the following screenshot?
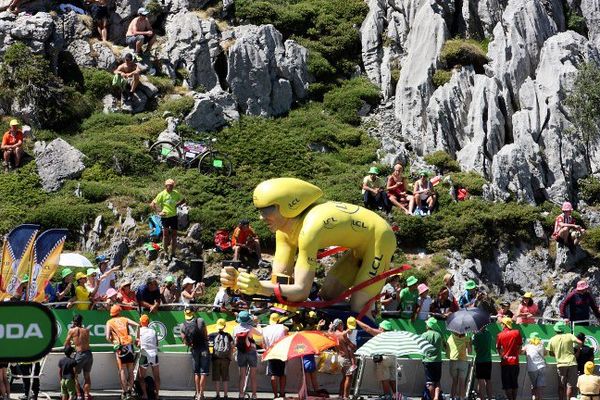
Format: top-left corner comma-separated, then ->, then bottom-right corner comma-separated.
209,318 -> 234,400
233,310 -> 260,400
180,307 -> 210,400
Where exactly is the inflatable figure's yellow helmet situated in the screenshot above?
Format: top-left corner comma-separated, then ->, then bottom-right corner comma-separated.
253,178 -> 323,218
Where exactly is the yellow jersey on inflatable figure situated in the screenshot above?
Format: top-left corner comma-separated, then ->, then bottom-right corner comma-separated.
219,178 -> 397,313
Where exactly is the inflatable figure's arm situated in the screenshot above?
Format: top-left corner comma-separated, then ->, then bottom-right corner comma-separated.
271,230 -> 297,277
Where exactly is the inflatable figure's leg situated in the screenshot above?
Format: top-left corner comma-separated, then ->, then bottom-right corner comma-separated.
320,250 -> 361,301
350,229 -> 397,313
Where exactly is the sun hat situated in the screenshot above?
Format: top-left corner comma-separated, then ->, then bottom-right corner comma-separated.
418,283 -> 429,295
562,201 -> 573,211
119,280 -> 132,289
406,276 -> 418,287
140,315 -> 150,326
554,321 -> 568,333
216,318 -> 227,330
577,280 -> 590,291
501,317 -> 513,329
269,313 -> 281,325
425,317 -> 437,330
465,280 -> 477,290
86,268 -> 98,276
21,274 -> 29,283
60,268 -> 74,279
110,304 -> 121,317
368,166 -> 380,175
164,178 -> 175,186
106,288 -> 118,298
184,307 -> 196,321
585,361 -> 595,375
75,272 -> 87,281
419,169 -> 431,177
165,275 -> 175,283
182,277 -> 195,286
9,119 -> 18,126
346,317 -> 357,330
379,320 -> 393,331
443,273 -> 454,284
138,7 -> 149,15
237,310 -> 251,323
523,292 -> 533,298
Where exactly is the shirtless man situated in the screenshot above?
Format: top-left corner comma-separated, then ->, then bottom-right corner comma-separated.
114,53 -> 141,102
125,8 -> 155,55
64,314 -> 93,400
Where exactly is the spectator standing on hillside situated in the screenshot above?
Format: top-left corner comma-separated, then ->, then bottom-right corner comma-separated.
496,317 -> 522,400
522,332 -> 547,400
209,318 -> 233,400
443,273 -> 457,304
262,313 -> 289,398
138,315 -> 160,400
399,276 -> 419,319
362,167 -> 390,211
106,305 -> 139,399
577,333 -> 595,375
560,279 -> 600,326
151,179 -> 186,261
547,321 -> 582,400
137,276 -> 162,313
125,8 -> 155,56
386,163 -> 414,214
420,317 -> 444,400
578,362 -> 600,400
552,201 -> 585,251
232,220 -> 263,263
473,326 -> 493,400
114,53 -> 141,105
88,0 -> 109,41
2,119 -> 23,171
233,311 -> 260,400
181,308 -> 210,400
516,292 -> 538,324
447,331 -> 471,400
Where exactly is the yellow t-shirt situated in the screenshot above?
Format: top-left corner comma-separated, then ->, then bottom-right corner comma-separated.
75,285 -> 91,310
546,333 -> 578,367
447,334 -> 470,361
153,189 -> 183,218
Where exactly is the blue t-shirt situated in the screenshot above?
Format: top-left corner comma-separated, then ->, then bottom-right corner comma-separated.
45,282 -> 57,303
136,284 -> 161,308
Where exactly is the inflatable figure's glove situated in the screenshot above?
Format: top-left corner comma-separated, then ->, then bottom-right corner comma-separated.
220,266 -> 240,290
237,271 -> 262,295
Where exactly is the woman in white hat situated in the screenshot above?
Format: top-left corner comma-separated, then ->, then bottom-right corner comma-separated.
180,277 -> 205,305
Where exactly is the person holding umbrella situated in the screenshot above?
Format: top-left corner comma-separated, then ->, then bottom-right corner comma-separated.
496,317 -> 522,400
420,317 -> 444,400
356,319 -> 395,398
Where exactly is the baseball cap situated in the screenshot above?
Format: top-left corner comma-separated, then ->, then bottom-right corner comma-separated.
138,7 -> 149,15
346,317 -> 357,330
9,119 -> 18,126
216,318 -> 226,330
182,277 -> 196,286
110,304 -> 121,317
523,292 -> 533,298
95,255 -> 108,263
140,314 -> 150,326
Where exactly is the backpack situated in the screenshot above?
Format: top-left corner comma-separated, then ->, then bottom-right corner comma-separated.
213,332 -> 232,359
235,330 -> 252,353
148,215 -> 162,242
182,318 -> 206,348
214,229 -> 232,252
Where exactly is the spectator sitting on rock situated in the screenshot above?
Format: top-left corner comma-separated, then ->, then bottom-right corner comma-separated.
552,201 -> 585,252
560,279 -> 600,326
413,170 -> 436,214
2,119 -> 24,172
87,0 -> 109,41
386,163 -> 414,215
114,53 -> 140,105
126,8 -> 155,56
362,166 -> 390,212
232,219 -> 263,263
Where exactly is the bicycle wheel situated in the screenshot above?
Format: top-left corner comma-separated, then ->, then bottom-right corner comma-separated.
198,151 -> 232,177
149,141 -> 182,166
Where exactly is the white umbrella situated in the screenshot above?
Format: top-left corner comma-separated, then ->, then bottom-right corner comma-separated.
59,253 -> 94,268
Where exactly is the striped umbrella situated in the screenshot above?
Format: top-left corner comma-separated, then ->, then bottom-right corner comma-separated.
356,331 -> 435,357
262,331 -> 338,361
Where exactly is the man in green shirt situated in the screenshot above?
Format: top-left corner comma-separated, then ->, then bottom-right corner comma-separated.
421,317 -> 444,400
546,321 -> 582,400
473,326 -> 493,400
150,178 -> 186,261
399,276 -> 419,319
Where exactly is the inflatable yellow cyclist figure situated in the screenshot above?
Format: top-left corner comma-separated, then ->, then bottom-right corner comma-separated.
219,178 -> 397,314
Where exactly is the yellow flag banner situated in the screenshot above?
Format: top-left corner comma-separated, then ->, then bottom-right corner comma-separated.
29,229 -> 68,302
0,224 -> 40,301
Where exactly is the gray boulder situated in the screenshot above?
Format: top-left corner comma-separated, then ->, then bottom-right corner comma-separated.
185,88 -> 240,131
0,11 -> 53,56
157,116 -> 182,142
34,138 -> 86,192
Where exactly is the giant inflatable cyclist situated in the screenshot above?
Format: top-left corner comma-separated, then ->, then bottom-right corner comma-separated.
220,178 -> 397,314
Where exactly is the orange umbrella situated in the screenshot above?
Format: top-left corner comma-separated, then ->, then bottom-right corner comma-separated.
262,331 -> 338,361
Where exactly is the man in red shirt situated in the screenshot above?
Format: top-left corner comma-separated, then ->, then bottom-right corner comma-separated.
496,317 -> 522,400
1,119 -> 23,171
231,219 -> 262,262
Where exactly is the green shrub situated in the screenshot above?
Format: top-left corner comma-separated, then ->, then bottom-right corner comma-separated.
579,176 -> 600,205
582,227 -> 600,255
323,77 -> 381,125
432,69 -> 452,88
147,76 -> 175,95
424,150 -> 460,174
440,39 -> 488,73
82,68 -> 115,99
566,9 -> 587,36
157,96 -> 195,117
450,171 -> 487,195
28,196 -> 102,232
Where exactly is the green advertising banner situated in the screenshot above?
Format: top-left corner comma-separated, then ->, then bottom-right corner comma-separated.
52,309 -> 233,352
0,302 -> 57,362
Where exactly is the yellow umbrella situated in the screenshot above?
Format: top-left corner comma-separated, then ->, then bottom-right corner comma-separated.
262,331 -> 338,361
